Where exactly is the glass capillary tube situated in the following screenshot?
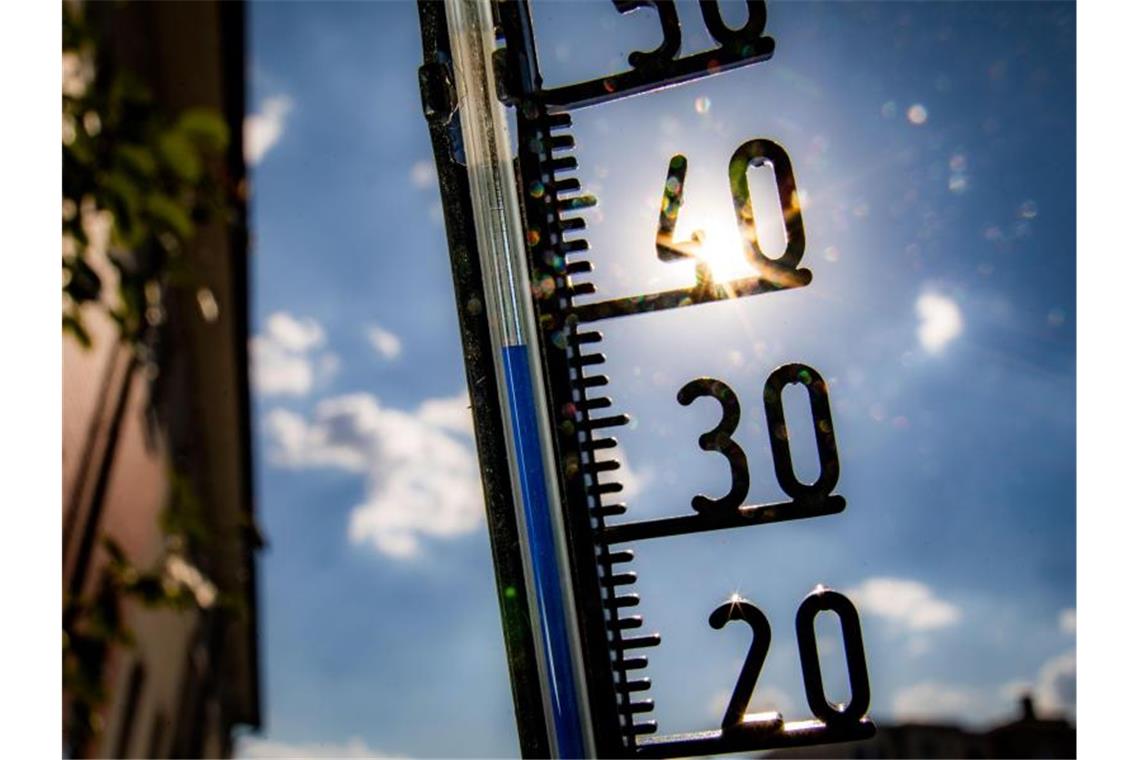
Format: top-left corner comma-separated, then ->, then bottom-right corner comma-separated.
443,0 -> 594,756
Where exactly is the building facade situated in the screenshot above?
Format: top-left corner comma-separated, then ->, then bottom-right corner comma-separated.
62,2 -> 260,756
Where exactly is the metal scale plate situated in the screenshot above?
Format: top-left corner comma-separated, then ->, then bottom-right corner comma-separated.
419,2 -> 876,756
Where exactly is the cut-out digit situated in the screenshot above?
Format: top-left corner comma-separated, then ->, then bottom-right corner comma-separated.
699,0 -> 769,51
653,140 -> 807,292
795,587 -> 871,726
656,155 -> 714,291
763,364 -> 839,501
729,139 -> 806,285
613,0 -> 682,70
678,378 -> 749,515
657,155 -> 696,261
709,596 -> 773,729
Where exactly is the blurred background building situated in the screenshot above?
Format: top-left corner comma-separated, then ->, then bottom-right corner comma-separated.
62,1 -> 259,756
766,697 -> 1075,759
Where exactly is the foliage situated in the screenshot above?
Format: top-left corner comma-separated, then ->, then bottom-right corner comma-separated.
63,462 -> 244,751
63,535 -> 207,749
62,3 -> 230,355
62,2 -> 239,752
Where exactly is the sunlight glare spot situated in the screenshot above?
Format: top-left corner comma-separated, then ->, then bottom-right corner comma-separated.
915,292 -> 964,353
688,218 -> 759,283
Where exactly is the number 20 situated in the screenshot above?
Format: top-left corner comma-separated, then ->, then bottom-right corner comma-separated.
712,587 -> 871,730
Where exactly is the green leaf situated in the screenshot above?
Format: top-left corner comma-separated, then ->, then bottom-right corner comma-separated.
144,194 -> 193,240
157,130 -> 201,183
177,108 -> 229,153
108,73 -> 151,113
114,143 -> 157,179
100,170 -> 143,245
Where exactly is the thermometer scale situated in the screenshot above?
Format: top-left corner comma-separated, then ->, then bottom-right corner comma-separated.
418,2 -> 876,756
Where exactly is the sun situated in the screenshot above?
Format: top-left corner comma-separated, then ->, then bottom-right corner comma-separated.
687,218 -> 759,283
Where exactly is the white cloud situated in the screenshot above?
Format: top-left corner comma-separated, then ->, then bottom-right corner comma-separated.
236,735 -> 401,759
848,577 -> 961,631
250,338 -> 313,396
409,160 -> 436,190
250,312 -> 334,396
1001,678 -> 1034,703
265,391 -> 483,558
892,681 -> 977,723
896,651 -> 1076,728
244,95 -> 294,165
366,325 -> 403,360
1003,651 -> 1076,720
894,649 -> 1076,728
1035,650 -> 1075,717
317,353 -> 341,382
417,394 -> 476,435
906,635 -> 933,657
266,311 -> 325,352
915,291 -> 963,353
1058,608 -> 1076,635
265,407 -> 368,472
594,442 -> 653,502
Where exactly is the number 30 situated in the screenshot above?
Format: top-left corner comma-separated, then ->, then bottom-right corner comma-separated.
678,363 -> 839,513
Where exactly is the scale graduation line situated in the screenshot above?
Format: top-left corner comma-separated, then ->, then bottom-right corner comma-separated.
603,496 -> 847,544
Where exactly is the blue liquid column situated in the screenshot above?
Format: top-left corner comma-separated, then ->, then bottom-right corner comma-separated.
443,0 -> 593,755
503,345 -> 585,758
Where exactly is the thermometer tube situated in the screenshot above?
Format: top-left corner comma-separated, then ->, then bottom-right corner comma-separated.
443,0 -> 593,755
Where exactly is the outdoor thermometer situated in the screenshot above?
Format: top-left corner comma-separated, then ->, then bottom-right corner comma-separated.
418,1 -> 876,756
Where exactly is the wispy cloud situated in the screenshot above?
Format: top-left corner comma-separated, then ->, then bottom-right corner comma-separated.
244,95 -> 294,165
595,442 -> 653,502
1034,650 -> 1075,716
250,312 -> 336,396
366,324 -> 403,361
409,159 -> 436,190
892,681 -> 979,723
893,642 -> 1075,726
236,735 -> 401,759
915,291 -> 964,353
265,391 -> 483,558
896,654 -> 1075,727
1002,649 -> 1076,720
848,577 -> 961,631
1058,608 -> 1076,635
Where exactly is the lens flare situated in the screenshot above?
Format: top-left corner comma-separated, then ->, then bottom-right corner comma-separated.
685,219 -> 763,283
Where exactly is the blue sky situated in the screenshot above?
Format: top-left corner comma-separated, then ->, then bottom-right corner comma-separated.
236,2 -> 1075,757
